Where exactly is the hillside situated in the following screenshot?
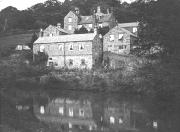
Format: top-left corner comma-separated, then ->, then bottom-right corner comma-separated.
0,33 -> 33,49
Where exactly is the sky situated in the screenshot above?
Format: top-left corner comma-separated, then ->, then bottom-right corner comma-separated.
0,0 -> 134,11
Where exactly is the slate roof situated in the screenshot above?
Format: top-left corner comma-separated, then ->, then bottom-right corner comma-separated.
120,27 -> 137,37
118,22 -> 139,28
44,25 -> 68,34
79,16 -> 94,24
34,33 -> 96,44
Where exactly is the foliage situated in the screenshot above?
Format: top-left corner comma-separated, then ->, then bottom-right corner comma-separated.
34,52 -> 48,65
74,26 -> 89,34
28,32 -> 38,49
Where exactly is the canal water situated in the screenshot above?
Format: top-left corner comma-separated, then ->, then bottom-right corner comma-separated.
16,89 -> 180,132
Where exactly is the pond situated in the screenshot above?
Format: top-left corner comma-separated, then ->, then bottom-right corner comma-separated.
14,89 -> 180,132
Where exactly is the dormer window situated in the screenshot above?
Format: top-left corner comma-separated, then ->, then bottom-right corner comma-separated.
118,34 -> 123,41
68,17 -> 72,23
133,27 -> 137,33
109,35 -> 114,41
88,24 -> 93,28
99,23 -> 103,28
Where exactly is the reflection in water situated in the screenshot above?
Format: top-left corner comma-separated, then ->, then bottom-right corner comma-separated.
33,90 -> 155,132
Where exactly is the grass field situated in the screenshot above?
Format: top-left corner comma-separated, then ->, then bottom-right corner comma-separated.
0,33 -> 33,49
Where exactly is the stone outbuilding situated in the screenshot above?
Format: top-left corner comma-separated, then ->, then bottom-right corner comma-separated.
103,22 -> 138,55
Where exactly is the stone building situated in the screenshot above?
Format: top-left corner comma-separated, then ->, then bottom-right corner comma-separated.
40,23 -> 68,37
33,32 -> 103,69
64,6 -> 116,34
103,22 -> 138,55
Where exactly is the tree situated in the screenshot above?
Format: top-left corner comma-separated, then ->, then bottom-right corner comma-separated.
28,32 -> 38,49
74,26 -> 88,34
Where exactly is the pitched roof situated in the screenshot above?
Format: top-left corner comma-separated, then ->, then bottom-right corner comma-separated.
34,33 -> 96,44
104,25 -> 137,37
44,25 -> 68,34
118,22 -> 139,28
98,14 -> 113,23
120,28 -> 137,37
79,16 -> 94,24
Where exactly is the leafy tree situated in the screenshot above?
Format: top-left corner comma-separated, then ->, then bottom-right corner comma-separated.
28,33 -> 38,49
74,26 -> 88,34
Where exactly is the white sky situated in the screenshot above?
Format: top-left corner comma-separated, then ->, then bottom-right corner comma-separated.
0,0 -> 134,11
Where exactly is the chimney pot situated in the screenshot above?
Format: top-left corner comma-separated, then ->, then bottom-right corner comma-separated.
57,23 -> 61,28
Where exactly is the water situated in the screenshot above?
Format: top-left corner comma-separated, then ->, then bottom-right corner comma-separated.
16,90 -> 180,132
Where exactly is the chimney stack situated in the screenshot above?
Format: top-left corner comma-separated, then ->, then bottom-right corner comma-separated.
94,26 -> 98,35
39,28 -> 43,37
75,7 -> 80,15
107,8 -> 110,14
97,6 -> 101,13
57,23 -> 61,28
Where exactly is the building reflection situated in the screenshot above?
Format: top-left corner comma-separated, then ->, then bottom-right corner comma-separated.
33,92 -> 150,132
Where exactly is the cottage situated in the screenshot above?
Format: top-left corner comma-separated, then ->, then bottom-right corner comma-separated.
33,31 -> 103,69
64,6 -> 116,34
39,23 -> 68,37
103,22 -> 138,55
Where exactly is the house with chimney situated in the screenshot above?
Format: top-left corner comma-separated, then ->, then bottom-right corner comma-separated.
33,30 -> 103,69
64,6 -> 116,34
103,22 -> 138,55
39,23 -> 68,37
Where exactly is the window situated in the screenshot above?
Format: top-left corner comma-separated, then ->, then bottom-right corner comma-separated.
89,24 -> 93,28
108,45 -> 112,47
69,59 -> 73,66
99,23 -> 103,28
59,107 -> 64,115
68,17 -> 72,22
69,44 -> 73,50
58,45 -> 63,51
118,34 -> 123,40
110,116 -> 115,124
119,118 -> 123,124
133,27 -> 137,33
109,35 -> 114,41
81,59 -> 86,65
40,45 -> 45,52
119,45 -> 127,49
40,106 -> 45,114
69,108 -> 73,117
49,62 -> 54,66
68,25 -> 72,30
79,44 -> 85,50
79,109 -> 84,117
